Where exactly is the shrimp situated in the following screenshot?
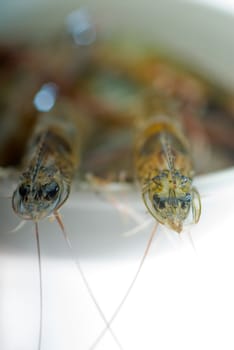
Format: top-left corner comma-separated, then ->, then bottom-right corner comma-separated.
11,101 -> 123,350
89,113 -> 201,349
12,104 -> 79,222
135,115 -> 201,233
11,102 -> 78,349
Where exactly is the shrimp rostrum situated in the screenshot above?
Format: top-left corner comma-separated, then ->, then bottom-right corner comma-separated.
135,115 -> 201,233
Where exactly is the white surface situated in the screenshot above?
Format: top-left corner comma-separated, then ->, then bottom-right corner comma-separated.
0,1 -> 234,350
1,168 -> 234,350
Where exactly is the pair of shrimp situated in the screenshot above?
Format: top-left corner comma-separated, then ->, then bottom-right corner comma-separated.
11,91 -> 201,350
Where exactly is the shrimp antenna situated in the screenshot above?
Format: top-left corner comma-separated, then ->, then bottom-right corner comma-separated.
87,174 -> 146,226
180,228 -> 197,254
89,222 -> 158,350
35,222 -> 43,350
9,220 -> 27,233
122,217 -> 153,237
54,211 -> 124,350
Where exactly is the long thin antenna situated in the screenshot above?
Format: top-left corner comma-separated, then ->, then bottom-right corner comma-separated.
180,229 -> 197,254
10,220 -> 27,233
89,222 -> 158,350
122,217 -> 153,237
54,212 -> 124,350
35,222 -> 43,350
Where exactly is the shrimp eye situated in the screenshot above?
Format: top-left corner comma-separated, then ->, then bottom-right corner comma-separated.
43,182 -> 59,200
153,194 -> 166,209
180,193 -> 192,209
18,184 -> 30,198
159,200 -> 165,209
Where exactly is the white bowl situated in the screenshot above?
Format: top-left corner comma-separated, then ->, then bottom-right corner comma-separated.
0,1 -> 234,350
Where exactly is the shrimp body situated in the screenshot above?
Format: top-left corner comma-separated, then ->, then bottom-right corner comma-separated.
12,106 -> 79,221
135,116 -> 201,232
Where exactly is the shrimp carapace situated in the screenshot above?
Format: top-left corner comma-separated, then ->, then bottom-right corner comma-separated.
135,116 -> 201,232
12,103 -> 80,221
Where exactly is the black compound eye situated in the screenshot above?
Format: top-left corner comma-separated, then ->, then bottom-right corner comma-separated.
153,195 -> 166,210
18,184 -> 30,198
180,193 -> 192,209
181,176 -> 188,185
43,182 -> 59,201
185,193 -> 192,202
159,200 -> 165,209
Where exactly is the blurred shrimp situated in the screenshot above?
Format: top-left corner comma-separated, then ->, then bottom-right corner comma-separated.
88,105 -> 202,349
11,99 -> 123,350
135,115 -> 201,233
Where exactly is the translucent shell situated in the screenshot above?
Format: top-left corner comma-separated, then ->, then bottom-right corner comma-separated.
12,103 -> 79,221
135,116 -> 201,232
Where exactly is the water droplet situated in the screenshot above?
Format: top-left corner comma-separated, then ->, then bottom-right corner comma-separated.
66,8 -> 96,46
33,83 -> 58,112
